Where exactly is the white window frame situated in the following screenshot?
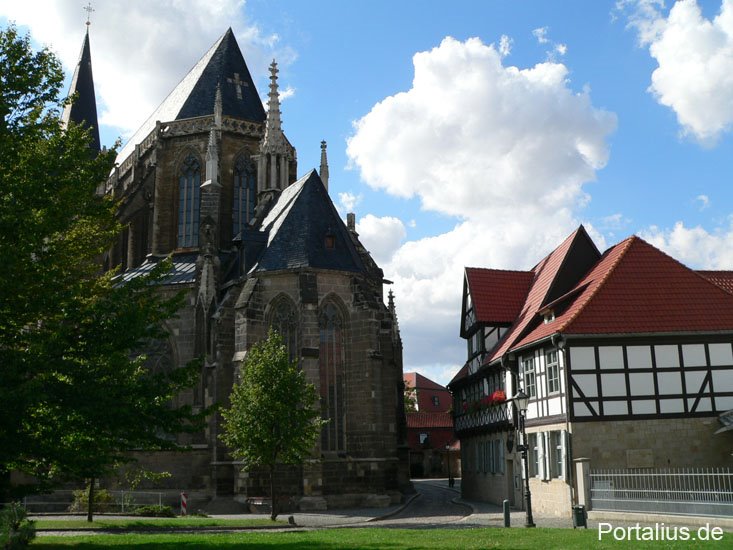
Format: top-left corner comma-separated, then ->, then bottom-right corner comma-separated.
546,349 -> 560,394
522,356 -> 536,398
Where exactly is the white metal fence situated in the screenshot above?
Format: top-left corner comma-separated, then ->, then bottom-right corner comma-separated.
11,490 -> 167,514
590,468 -> 733,517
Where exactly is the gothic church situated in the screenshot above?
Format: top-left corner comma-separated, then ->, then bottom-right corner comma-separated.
64,26 -> 409,509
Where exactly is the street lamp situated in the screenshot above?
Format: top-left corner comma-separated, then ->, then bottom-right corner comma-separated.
513,389 -> 536,528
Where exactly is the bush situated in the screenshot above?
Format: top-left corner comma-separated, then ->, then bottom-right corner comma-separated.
130,505 -> 175,518
68,487 -> 116,514
0,503 -> 36,550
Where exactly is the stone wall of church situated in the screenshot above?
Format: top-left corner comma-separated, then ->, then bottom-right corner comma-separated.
232,268 -> 408,500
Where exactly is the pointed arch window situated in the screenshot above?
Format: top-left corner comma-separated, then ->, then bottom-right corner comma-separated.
319,302 -> 345,451
233,155 -> 256,237
177,154 -> 201,248
270,298 -> 298,362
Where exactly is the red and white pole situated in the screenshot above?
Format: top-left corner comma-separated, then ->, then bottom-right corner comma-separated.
180,492 -> 188,516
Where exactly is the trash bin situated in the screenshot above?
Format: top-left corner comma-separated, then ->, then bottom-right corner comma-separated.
572,504 -> 587,529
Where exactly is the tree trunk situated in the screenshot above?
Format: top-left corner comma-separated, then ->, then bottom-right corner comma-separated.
87,478 -> 95,522
269,464 -> 277,521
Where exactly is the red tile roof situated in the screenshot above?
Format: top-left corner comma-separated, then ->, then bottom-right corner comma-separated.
698,271 -> 733,294
404,372 -> 447,392
465,268 -> 533,325
406,411 -> 453,429
485,226 -> 587,364
514,236 -> 733,348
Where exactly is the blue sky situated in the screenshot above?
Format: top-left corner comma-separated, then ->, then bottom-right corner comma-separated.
4,0 -> 733,386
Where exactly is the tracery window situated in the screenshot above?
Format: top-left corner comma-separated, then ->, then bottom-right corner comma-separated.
319,302 -> 345,451
177,154 -> 201,248
232,155 -> 256,237
270,298 -> 298,362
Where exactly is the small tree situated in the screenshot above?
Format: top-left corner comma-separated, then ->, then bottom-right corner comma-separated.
404,380 -> 418,412
220,330 -> 323,520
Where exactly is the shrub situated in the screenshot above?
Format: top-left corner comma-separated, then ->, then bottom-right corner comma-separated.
68,487 -> 116,514
130,505 -> 176,518
0,503 -> 36,550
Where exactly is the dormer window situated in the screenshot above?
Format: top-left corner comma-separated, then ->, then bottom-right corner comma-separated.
543,310 -> 555,324
324,233 -> 335,250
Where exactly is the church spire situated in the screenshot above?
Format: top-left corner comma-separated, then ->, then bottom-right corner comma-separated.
61,17 -> 100,153
319,140 -> 329,191
257,60 -> 293,193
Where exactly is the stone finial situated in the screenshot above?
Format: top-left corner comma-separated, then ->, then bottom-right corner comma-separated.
388,289 -> 401,339
320,140 -> 329,191
214,83 -> 222,128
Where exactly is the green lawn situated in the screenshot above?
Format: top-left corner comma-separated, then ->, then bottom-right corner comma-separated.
31,527 -> 733,549
35,517 -> 284,531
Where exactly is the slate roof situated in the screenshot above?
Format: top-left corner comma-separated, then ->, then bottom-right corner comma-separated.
62,28 -> 100,153
251,170 -> 367,274
406,412 -> 453,429
118,253 -> 197,285
116,28 -> 265,164
465,268 -> 533,325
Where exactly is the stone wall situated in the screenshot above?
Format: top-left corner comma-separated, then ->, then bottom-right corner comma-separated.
571,416 -> 733,469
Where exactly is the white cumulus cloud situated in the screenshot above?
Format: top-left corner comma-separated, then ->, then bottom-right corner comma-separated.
621,0 -> 733,144
641,220 -> 733,268
347,36 -> 616,381
356,214 -> 407,267
338,192 -> 363,212
0,0 -> 293,140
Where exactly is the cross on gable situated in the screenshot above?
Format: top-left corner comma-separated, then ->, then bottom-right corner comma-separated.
227,73 -> 248,100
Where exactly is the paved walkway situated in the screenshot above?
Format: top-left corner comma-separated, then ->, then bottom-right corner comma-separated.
34,478 -> 732,533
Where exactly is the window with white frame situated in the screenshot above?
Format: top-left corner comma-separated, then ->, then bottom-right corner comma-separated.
546,349 -> 560,394
550,431 -> 564,479
521,356 -> 536,398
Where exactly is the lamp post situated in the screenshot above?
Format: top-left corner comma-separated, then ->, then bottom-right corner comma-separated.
513,389 -> 536,528
445,443 -> 455,488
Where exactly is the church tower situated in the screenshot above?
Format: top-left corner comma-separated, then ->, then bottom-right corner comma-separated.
62,20 -> 100,153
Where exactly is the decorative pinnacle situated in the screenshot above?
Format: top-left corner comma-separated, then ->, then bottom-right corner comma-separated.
320,140 -> 329,190
84,2 -> 94,26
266,59 -> 282,133
214,83 -> 222,128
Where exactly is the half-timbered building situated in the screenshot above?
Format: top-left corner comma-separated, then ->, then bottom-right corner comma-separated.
450,226 -> 733,517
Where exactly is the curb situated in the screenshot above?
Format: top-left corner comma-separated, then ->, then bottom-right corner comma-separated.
367,492 -> 421,522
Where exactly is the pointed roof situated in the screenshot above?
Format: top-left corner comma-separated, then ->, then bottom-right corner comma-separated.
484,226 -> 600,364
62,28 -> 100,152
116,28 -> 265,164
514,236 -> 733,348
404,372 -> 448,392
251,170 -> 366,273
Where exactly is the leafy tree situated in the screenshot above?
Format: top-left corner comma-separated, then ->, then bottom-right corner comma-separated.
0,24 -> 205,520
404,380 -> 418,412
220,330 -> 324,521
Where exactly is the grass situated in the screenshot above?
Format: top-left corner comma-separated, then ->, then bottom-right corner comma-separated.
34,517 -> 284,531
31,526 -> 733,549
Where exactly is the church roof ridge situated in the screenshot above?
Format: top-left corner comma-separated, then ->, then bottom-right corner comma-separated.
116,28 -> 265,165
